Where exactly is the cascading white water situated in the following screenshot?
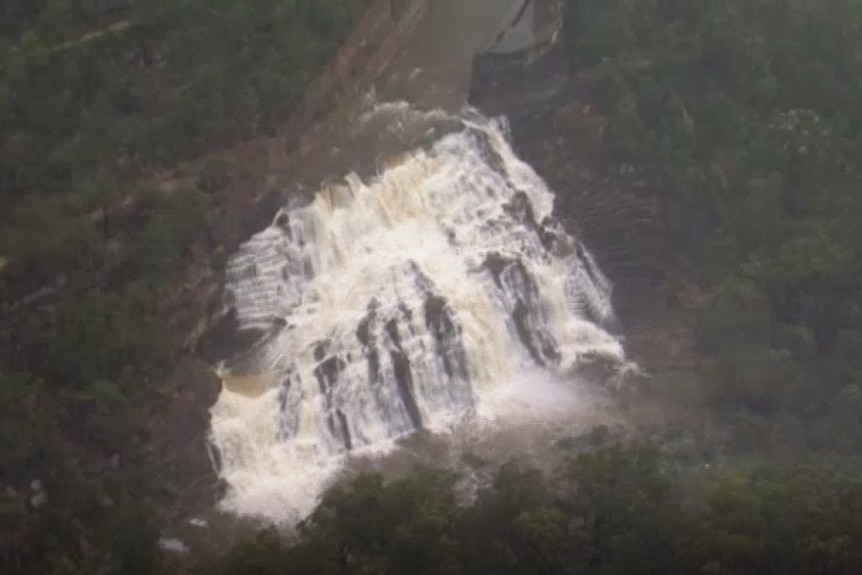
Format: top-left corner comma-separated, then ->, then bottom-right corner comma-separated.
209,108 -> 624,523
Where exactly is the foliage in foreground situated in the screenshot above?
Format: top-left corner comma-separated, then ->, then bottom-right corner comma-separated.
186,447 -> 862,575
9,446 -> 860,574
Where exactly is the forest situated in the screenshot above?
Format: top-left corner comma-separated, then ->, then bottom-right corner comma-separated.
5,0 -> 862,573
186,447 -> 862,575
0,1 -> 368,573
571,0 -> 862,453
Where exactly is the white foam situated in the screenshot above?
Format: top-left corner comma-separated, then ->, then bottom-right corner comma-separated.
209,108 -> 624,524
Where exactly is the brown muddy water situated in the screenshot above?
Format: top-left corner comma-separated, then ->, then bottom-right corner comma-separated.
330,0 -> 623,485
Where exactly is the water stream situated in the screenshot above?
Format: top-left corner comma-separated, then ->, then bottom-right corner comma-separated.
208,0 -> 627,524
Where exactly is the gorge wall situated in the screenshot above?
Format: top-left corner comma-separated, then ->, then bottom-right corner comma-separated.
280,0 -> 430,163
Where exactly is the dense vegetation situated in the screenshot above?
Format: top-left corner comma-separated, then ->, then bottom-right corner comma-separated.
0,0 -> 362,200
1,1 -> 366,573
176,446 -> 862,575
184,1 -> 862,573
5,0 -> 862,573
567,0 -> 862,453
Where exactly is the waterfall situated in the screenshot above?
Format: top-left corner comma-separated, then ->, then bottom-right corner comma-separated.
208,109 -> 623,524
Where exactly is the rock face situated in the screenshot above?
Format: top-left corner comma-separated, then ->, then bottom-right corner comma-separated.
196,307 -> 275,368
143,355 -> 223,521
283,0 -> 430,163
207,111 -> 624,523
468,37 -> 668,326
184,0 -> 665,530
467,5 -> 705,384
